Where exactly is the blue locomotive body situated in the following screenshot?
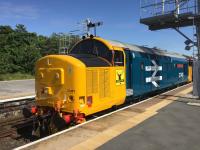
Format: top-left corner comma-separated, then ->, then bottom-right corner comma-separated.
125,48 -> 188,96
108,40 -> 188,97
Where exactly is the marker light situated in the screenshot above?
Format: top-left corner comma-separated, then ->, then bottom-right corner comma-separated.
87,96 -> 93,107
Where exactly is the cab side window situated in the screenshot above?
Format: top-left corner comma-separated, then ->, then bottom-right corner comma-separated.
114,51 -> 124,66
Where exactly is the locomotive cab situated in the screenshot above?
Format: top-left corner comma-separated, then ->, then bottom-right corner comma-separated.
35,37 -> 126,124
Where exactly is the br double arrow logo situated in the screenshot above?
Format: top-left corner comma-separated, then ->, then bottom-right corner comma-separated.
145,60 -> 162,87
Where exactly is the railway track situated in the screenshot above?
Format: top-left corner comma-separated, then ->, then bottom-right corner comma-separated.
0,97 -> 35,119
0,117 -> 34,138
0,97 -> 35,139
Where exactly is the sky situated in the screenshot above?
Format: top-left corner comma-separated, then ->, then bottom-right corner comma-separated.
0,0 -> 195,55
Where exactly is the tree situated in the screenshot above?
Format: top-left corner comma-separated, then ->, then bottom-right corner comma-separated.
0,24 -> 80,75
15,24 -> 27,33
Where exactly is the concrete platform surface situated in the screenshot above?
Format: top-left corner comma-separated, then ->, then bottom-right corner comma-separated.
0,79 -> 35,100
16,83 -> 200,150
97,100 -> 200,150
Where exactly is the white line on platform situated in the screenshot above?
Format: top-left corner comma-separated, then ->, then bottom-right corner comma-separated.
0,95 -> 35,103
0,79 -> 35,83
14,83 -> 191,150
187,102 -> 200,107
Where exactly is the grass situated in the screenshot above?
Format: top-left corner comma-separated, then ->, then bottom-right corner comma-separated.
0,72 -> 34,81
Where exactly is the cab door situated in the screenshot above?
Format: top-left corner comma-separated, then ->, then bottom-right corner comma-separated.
125,49 -> 132,89
112,50 -> 126,105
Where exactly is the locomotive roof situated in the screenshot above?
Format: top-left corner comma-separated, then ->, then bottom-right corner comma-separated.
106,39 -> 186,59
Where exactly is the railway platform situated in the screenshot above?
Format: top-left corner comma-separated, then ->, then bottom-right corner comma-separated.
16,83 -> 200,150
0,79 -> 35,100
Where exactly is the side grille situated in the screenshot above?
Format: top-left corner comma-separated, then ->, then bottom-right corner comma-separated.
99,69 -> 110,98
86,70 -> 98,94
86,68 -> 110,98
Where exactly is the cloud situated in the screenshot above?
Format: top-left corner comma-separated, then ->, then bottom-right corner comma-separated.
0,2 -> 39,20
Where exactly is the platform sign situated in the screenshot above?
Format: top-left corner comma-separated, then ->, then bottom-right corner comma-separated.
145,60 -> 162,87
116,70 -> 125,85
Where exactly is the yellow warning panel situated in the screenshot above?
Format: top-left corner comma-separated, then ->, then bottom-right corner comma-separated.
116,70 -> 125,85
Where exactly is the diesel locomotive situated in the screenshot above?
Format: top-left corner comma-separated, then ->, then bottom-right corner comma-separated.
33,36 -> 192,131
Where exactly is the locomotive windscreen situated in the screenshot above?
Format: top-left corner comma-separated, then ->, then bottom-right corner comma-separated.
69,54 -> 111,67
70,39 -> 113,64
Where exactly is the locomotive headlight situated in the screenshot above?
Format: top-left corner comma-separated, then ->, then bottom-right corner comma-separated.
68,95 -> 74,102
39,73 -> 44,79
79,96 -> 85,107
44,88 -> 48,94
55,73 -> 60,79
44,87 -> 53,95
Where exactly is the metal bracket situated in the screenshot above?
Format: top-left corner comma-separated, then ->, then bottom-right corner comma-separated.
174,28 -> 197,50
174,28 -> 194,44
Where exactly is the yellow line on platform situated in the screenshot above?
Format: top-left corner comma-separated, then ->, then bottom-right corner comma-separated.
69,87 -> 192,150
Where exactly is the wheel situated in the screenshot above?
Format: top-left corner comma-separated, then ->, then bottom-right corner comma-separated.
49,113 -> 67,134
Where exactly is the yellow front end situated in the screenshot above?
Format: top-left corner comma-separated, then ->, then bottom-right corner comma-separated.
35,55 -> 126,117
35,55 -> 86,114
